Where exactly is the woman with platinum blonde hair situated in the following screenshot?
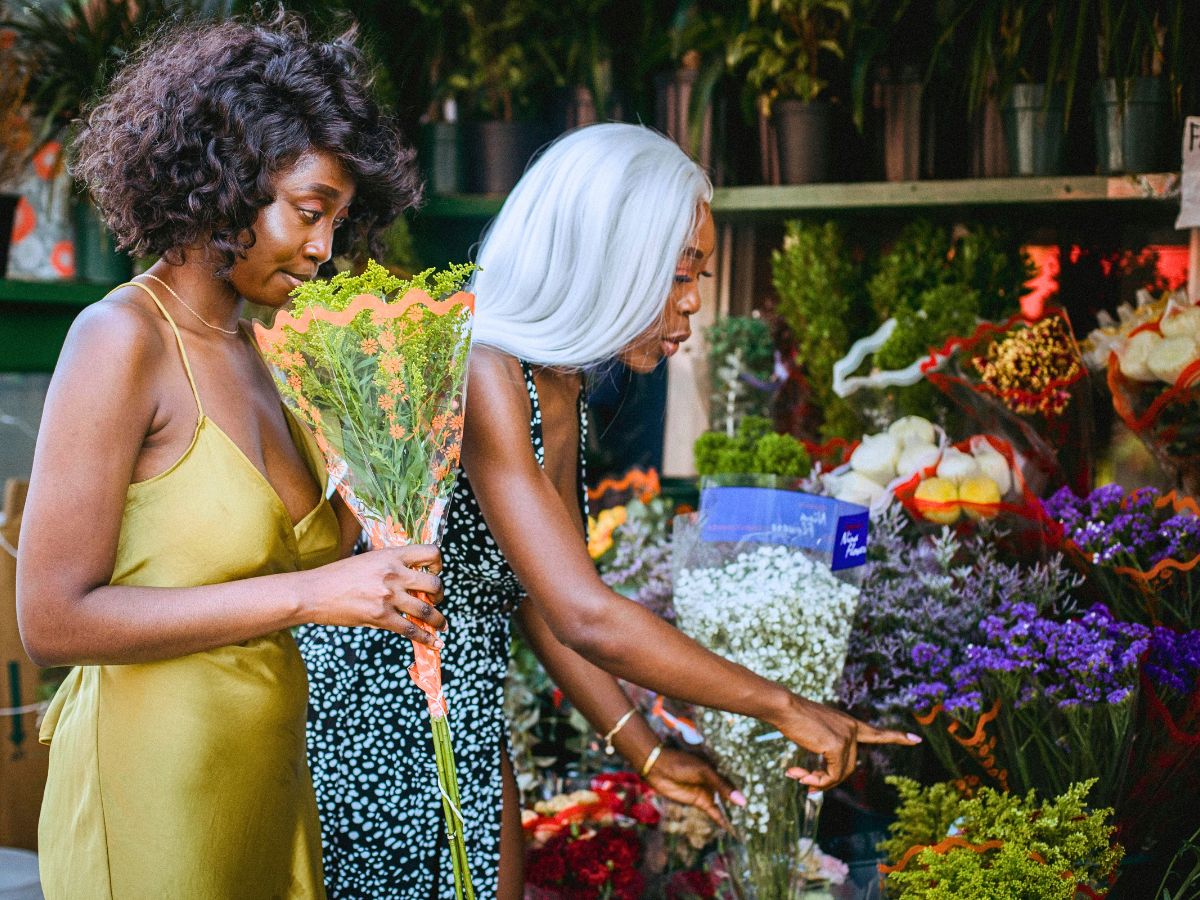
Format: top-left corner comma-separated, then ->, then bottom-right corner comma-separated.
302,122 -> 917,899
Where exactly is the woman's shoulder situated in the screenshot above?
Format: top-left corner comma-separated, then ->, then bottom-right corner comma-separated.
57,288 -> 171,389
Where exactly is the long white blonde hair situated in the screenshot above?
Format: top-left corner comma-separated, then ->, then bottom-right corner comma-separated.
469,123 -> 713,369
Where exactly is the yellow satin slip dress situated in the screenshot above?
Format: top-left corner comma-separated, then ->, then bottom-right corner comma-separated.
38,281 -> 341,899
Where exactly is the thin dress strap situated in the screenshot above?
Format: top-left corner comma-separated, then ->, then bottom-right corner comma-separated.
518,360 -> 545,467
121,280 -> 205,418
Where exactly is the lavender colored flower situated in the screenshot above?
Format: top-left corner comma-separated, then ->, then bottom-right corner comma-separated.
1052,483 -> 1200,572
1143,627 -> 1200,695
838,504 -> 1083,725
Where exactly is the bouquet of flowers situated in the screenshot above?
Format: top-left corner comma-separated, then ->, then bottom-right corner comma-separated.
1103,292 -> 1200,495
255,260 -> 476,898
838,504 -> 1081,731
1046,484 -> 1200,629
523,772 -> 659,899
879,777 -> 1123,899
672,484 -> 866,898
921,307 -> 1092,495
1119,627 -> 1200,851
907,601 -> 1147,812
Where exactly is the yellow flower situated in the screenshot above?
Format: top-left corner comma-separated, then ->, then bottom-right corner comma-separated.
586,506 -> 627,559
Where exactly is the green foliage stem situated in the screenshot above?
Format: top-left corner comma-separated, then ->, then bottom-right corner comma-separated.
881,777 -> 1123,900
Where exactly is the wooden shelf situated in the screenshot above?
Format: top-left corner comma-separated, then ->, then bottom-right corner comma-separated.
417,173 -> 1181,221
0,279 -> 116,308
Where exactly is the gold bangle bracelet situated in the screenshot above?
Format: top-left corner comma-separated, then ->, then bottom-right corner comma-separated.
602,708 -> 637,756
640,742 -> 664,778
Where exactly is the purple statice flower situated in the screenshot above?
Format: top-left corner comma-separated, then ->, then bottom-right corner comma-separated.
598,498 -> 677,620
1143,627 -> 1200,695
838,504 -> 1083,725
1052,483 -> 1200,572
937,602 -> 1148,712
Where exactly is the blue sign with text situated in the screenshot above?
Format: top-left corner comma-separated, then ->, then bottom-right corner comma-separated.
698,486 -> 870,570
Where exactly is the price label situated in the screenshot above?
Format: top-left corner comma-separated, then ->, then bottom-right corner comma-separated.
1177,116 -> 1200,228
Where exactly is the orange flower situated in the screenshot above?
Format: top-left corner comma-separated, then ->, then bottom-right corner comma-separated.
387,378 -> 404,394
377,393 -> 395,411
389,422 -> 406,439
378,330 -> 396,351
360,337 -> 380,355
287,373 -> 302,392
381,355 -> 403,375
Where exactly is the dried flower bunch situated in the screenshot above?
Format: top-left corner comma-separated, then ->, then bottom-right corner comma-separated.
972,315 -> 1083,416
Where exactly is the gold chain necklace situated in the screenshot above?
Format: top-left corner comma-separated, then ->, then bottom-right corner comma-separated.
140,273 -> 239,335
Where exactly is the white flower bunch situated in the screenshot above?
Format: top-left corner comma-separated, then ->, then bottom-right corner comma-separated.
674,543 -> 860,835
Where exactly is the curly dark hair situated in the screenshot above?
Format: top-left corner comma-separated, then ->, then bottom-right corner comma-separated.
72,11 -> 421,274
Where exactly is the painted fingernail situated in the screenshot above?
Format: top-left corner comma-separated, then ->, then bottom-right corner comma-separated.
785,768 -> 806,780
906,732 -> 922,743
729,791 -> 747,807
434,639 -> 445,650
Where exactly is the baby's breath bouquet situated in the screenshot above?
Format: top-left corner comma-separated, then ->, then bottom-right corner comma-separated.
255,259 -> 476,899
671,484 -> 867,898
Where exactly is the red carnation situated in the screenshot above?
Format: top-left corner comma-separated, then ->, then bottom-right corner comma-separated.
628,800 -> 661,827
526,847 -> 567,886
576,858 -> 612,888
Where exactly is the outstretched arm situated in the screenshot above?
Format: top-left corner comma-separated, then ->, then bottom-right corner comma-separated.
516,600 -> 737,826
464,348 -> 917,789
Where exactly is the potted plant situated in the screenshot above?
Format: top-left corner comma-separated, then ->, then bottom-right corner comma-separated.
13,0 -> 227,282
0,27 -> 32,279
727,0 -> 852,184
941,0 -> 1088,177
1092,0 -> 1177,174
646,1 -> 745,182
445,0 -> 556,195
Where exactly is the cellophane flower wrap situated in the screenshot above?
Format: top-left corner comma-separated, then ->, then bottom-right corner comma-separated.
921,307 -> 1092,495
255,259 -> 476,899
671,480 -> 866,897
1104,293 -> 1200,495
1046,484 -> 1200,629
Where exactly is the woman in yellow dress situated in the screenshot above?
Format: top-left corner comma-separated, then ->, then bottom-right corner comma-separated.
15,14 -> 445,899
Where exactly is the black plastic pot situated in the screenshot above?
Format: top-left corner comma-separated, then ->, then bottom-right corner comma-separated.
419,122 -> 466,196
1093,77 -> 1167,174
1002,83 -> 1067,176
0,193 -> 16,279
463,121 -> 556,195
73,200 -> 131,285
775,99 -> 833,184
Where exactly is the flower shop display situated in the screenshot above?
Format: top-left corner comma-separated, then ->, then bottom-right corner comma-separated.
1046,484 -> 1200,629
704,315 -> 782,439
922,306 -> 1092,495
523,772 -> 661,899
1119,627 -> 1200,852
823,415 -> 942,509
838,504 -> 1081,733
255,260 -> 477,898
672,484 -> 867,898
907,600 -> 1147,812
693,415 -> 812,483
878,777 -> 1122,899
1103,292 -> 1200,495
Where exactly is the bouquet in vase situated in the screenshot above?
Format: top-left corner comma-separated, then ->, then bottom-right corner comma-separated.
672,482 -> 866,898
255,259 -> 476,898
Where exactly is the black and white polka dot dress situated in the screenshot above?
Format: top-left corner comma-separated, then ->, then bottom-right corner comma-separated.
300,361 -> 588,899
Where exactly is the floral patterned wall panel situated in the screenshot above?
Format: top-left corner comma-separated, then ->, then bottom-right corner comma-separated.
6,141 -> 74,281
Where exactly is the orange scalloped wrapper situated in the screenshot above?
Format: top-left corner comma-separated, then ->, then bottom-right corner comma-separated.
256,289 -> 475,345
